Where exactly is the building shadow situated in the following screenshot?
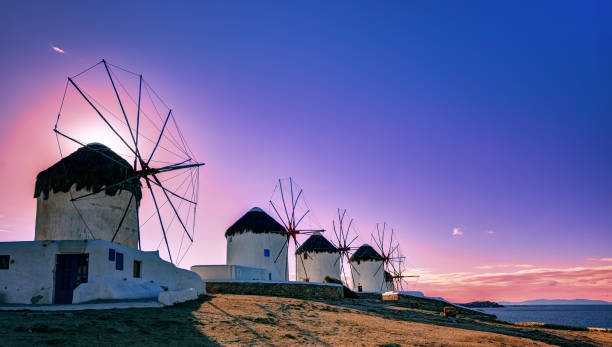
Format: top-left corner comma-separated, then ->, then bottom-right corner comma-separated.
205,301 -> 278,347
0,296 -> 221,346
254,303 -> 332,346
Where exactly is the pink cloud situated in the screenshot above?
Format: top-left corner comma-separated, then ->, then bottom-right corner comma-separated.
473,264 -> 533,270
412,265 -> 612,302
452,227 -> 463,236
51,46 -> 65,54
587,257 -> 612,262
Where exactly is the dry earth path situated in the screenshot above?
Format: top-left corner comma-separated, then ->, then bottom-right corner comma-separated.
1,294 -> 610,346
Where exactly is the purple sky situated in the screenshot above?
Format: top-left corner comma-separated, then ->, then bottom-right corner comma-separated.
1,1 -> 610,301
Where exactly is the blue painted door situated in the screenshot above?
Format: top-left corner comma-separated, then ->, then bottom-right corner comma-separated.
54,254 -> 89,304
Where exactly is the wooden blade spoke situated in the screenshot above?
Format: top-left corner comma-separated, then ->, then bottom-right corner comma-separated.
152,174 -> 193,242
70,176 -> 139,201
54,129 -> 131,169
149,179 -> 196,205
147,109 -> 173,165
347,234 -> 359,248
156,162 -> 204,173
295,209 -> 310,229
332,220 -> 341,246
290,177 -> 295,225
373,261 -> 384,277
273,238 -> 288,264
103,60 -> 138,157
68,77 -> 137,157
293,189 -> 303,213
145,177 -> 172,264
111,192 -> 134,243
269,200 -> 290,231
278,179 -> 291,226
134,75 -> 142,170
349,262 -> 360,275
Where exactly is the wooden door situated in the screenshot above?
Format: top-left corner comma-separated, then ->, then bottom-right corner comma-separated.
54,254 -> 88,304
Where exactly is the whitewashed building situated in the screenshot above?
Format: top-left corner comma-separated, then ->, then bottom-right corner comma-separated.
295,232 -> 341,283
0,239 -> 203,305
0,143 -> 204,305
225,207 -> 288,281
349,244 -> 385,292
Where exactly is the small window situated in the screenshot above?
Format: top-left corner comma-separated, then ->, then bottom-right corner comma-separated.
133,260 -> 141,278
109,248 -> 116,261
0,255 -> 9,269
358,285 -> 363,292
43,194 -> 49,200
303,253 -> 308,260
264,249 -> 270,257
268,272 -> 271,280
115,252 -> 124,270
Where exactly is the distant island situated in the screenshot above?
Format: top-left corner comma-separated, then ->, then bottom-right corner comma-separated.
457,301 -> 504,308
499,299 -> 612,306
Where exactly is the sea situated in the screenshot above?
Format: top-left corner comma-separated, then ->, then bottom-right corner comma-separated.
476,305 -> 612,329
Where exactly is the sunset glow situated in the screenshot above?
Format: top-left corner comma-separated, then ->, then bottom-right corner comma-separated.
1,1 -> 610,303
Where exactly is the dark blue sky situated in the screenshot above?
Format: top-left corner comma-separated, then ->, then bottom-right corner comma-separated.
1,1 -> 611,300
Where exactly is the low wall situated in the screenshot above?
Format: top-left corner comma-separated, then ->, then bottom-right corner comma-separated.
191,265 -> 266,281
391,293 -> 497,321
205,280 -> 344,300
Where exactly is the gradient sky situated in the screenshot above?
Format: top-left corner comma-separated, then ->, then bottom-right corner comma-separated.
1,1 -> 611,302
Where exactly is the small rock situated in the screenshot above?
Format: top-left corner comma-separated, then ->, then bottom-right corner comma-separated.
442,306 -> 457,317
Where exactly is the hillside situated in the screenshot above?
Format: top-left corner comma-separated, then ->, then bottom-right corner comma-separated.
1,294 -> 611,346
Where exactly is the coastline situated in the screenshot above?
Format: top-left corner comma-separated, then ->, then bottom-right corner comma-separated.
476,305 -> 612,330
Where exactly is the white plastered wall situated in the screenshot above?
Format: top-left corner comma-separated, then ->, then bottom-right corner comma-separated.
0,239 -> 203,305
226,232 -> 288,281
35,185 -> 139,248
296,251 -> 341,283
349,259 -> 385,292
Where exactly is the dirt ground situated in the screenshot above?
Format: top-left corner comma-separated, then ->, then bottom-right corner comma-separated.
1,294 -> 610,346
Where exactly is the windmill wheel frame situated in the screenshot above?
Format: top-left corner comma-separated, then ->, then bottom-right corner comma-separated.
52,59 -> 203,264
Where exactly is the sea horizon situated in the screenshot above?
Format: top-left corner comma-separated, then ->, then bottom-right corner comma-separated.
478,304 -> 612,329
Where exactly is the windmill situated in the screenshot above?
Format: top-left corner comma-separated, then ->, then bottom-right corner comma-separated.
386,246 -> 419,291
52,59 -> 203,264
370,223 -> 418,291
268,177 -> 324,280
331,208 -> 360,287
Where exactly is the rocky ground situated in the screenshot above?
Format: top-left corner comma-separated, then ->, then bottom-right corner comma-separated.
1,294 -> 610,346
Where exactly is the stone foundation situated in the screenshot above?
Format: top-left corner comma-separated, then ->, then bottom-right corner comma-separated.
205,280 -> 344,300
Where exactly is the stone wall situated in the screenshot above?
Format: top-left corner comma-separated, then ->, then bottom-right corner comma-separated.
391,293 -> 497,321
191,265 -> 266,281
205,280 -> 344,300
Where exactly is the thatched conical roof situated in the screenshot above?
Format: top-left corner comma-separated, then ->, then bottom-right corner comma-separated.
295,233 -> 338,255
349,244 -> 383,262
34,143 -> 142,201
225,207 -> 286,237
